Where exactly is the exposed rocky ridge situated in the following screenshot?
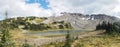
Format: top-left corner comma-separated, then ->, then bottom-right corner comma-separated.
42,12 -> 120,29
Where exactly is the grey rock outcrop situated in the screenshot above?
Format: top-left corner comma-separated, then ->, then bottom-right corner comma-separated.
42,12 -> 120,30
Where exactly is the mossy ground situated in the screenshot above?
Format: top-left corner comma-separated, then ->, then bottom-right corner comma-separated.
41,34 -> 120,47
74,35 -> 120,47
9,29 -> 120,47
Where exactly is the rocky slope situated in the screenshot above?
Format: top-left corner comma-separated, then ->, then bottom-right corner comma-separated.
42,12 -> 120,29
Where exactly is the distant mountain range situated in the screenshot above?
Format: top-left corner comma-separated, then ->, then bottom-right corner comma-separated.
42,12 -> 120,29
0,12 -> 120,30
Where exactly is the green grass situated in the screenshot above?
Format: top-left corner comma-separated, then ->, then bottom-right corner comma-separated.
40,34 -> 120,47
11,29 -> 120,47
74,35 -> 120,47
41,42 -> 65,47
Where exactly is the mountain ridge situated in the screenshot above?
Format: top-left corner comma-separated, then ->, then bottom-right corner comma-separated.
0,12 -> 120,30
42,12 -> 120,29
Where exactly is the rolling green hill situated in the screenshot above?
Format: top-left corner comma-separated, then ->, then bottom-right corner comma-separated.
0,16 -> 73,31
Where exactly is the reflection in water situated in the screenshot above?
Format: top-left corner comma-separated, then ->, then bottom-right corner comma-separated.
25,30 -> 91,36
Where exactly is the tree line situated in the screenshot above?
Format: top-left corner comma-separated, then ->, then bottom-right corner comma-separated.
96,21 -> 120,34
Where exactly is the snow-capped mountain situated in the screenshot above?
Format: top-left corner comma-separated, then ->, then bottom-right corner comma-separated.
42,12 -> 120,29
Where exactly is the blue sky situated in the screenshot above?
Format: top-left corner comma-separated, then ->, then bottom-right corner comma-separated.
0,16 -> 4,20
26,0 -> 49,9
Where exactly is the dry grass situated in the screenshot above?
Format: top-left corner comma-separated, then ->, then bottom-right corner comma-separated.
9,29 -> 47,47
41,30 -> 120,47
9,29 -> 120,47
74,35 -> 120,47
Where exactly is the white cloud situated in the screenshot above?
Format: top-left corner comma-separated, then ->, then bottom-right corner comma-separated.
48,0 -> 120,17
0,0 -> 120,19
0,0 -> 52,19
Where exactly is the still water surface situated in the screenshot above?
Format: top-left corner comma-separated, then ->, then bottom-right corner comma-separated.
25,29 -> 92,36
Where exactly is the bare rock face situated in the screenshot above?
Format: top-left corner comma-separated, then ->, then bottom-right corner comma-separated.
42,12 -> 120,30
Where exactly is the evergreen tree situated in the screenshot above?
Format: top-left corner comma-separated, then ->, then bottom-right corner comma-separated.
113,22 -> 120,33
96,23 -> 101,30
22,40 -> 31,47
96,21 -> 120,34
63,31 -> 71,47
0,29 -> 15,47
65,23 -> 72,29
101,21 -> 107,29
59,25 -> 64,29
0,11 -> 15,47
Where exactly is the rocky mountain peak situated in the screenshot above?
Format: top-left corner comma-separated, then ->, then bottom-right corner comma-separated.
42,12 -> 120,29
